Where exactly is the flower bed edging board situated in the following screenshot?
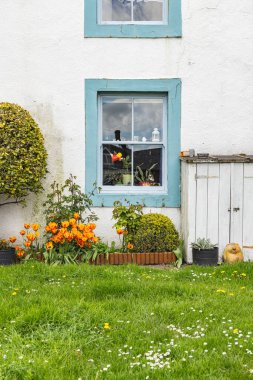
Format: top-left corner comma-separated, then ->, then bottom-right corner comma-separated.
89,252 -> 176,266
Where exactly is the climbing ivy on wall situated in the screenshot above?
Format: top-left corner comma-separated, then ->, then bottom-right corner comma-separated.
0,102 -> 47,206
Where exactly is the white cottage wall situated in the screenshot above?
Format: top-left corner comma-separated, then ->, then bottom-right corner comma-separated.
0,0 -> 253,240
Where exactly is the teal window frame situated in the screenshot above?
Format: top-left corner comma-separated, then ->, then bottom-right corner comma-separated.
85,79 -> 181,207
84,0 -> 182,38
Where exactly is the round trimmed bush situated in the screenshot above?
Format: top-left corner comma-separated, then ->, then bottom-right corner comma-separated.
0,103 -> 47,205
133,213 -> 179,252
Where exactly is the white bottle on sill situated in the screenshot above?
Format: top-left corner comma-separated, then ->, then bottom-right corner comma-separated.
152,128 -> 160,142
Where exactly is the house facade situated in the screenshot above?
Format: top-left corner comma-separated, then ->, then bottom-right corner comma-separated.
0,0 -> 253,260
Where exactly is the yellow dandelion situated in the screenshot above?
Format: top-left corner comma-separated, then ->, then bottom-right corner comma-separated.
216,289 -> 226,293
12,292 -> 17,296
103,323 -> 110,330
233,329 -> 239,334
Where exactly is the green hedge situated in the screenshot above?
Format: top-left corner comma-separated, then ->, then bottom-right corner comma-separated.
133,213 -> 179,253
0,103 -> 47,205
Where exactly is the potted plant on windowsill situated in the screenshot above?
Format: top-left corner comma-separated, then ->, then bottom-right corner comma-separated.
134,163 -> 158,186
122,155 -> 132,185
191,238 -> 218,266
0,237 -> 17,265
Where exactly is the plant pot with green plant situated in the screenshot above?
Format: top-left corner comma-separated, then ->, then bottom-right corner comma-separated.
0,237 -> 17,265
134,163 -> 157,186
191,238 -> 218,266
122,155 -> 132,185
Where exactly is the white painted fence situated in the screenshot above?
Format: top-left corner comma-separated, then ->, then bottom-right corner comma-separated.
181,159 -> 253,263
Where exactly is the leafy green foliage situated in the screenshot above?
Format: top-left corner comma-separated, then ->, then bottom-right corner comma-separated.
43,174 -> 98,224
191,238 -> 218,250
86,241 -> 117,262
112,201 -> 143,251
0,103 -> 47,206
42,246 -> 79,265
133,213 -> 179,253
173,239 -> 185,268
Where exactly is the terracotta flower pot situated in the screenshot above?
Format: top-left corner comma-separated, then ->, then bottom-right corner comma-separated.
139,182 -> 152,186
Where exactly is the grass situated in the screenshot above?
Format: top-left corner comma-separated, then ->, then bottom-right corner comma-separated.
0,262 -> 253,379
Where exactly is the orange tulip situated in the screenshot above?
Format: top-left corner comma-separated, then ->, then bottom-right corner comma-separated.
45,222 -> 58,232
26,233 -> 36,242
46,242 -> 54,250
35,232 -> 40,237
78,224 -> 85,231
24,241 -> 31,248
71,228 -> 78,236
20,230 -> 26,236
61,221 -> 69,228
32,223 -> 40,231
127,243 -> 134,250
9,236 -> 17,243
74,212 -> 80,220
90,223 -> 96,230
24,224 -> 30,229
117,229 -> 124,235
69,218 -> 76,226
17,250 -> 25,257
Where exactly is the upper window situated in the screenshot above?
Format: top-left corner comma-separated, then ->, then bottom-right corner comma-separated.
100,0 -> 166,24
84,0 -> 182,38
85,79 -> 181,207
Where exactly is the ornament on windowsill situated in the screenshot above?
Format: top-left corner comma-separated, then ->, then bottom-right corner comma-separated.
111,152 -> 123,162
152,128 -> 160,142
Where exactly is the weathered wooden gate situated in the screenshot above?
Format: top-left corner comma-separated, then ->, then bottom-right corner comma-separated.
181,156 -> 253,263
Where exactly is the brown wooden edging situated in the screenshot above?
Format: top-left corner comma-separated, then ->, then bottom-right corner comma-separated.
89,252 -> 176,266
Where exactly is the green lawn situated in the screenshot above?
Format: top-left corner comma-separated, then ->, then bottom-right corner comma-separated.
1,262 -> 253,380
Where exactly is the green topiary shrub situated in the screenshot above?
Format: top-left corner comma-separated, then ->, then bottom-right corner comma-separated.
0,102 -> 47,206
133,213 -> 179,253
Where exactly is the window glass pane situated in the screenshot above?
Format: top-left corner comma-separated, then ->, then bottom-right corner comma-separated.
133,0 -> 164,22
102,0 -> 132,22
102,97 -> 132,141
103,144 -> 132,186
134,98 -> 163,142
134,145 -> 163,186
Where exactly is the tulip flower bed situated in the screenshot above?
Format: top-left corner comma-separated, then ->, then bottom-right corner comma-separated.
1,262 -> 253,379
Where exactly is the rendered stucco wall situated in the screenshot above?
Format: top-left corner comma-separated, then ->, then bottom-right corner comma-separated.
0,0 -> 253,240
